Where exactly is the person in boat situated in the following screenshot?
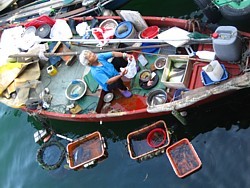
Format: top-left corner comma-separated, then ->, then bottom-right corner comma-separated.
79,50 -> 134,98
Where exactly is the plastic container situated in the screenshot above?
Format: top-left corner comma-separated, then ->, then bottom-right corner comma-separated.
201,64 -> 228,85
141,26 -> 159,39
212,26 -> 242,62
127,120 -> 170,160
66,131 -> 106,170
201,60 -> 224,82
99,19 -> 118,30
195,51 -> 215,61
147,128 -> 167,148
114,21 -> 137,46
47,65 -> 57,76
166,138 -> 202,178
35,24 -> 51,38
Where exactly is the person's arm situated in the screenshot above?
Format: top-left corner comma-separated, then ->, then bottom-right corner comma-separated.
112,51 -> 133,60
106,68 -> 128,85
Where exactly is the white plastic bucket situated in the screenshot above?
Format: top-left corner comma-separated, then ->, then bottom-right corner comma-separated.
202,60 -> 224,81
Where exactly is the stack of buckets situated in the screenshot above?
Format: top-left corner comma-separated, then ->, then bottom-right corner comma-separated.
139,26 -> 160,53
114,21 -> 137,46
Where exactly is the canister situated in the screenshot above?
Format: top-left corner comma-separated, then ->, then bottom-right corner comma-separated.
47,65 -> 58,76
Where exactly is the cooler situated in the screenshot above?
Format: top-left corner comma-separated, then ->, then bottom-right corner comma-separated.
212,26 -> 242,62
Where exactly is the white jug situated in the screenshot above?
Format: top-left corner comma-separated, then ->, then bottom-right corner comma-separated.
202,60 -> 224,81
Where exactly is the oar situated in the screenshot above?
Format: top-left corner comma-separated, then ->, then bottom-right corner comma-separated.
34,37 -> 211,44
7,43 -> 175,58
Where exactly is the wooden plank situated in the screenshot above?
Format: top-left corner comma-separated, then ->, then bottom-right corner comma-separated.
55,6 -> 87,19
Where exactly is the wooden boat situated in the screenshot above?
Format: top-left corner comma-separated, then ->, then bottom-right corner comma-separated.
0,10 -> 250,123
193,0 -> 250,23
0,0 -> 130,26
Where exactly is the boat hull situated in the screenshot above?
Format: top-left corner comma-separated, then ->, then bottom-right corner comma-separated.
1,15 -> 250,123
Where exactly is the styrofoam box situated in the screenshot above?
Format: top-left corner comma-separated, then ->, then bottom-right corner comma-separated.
161,55 -> 192,89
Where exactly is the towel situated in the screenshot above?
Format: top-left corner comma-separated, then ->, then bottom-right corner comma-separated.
84,71 -> 99,93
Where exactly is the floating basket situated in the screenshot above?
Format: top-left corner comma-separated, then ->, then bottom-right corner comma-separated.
36,140 -> 66,170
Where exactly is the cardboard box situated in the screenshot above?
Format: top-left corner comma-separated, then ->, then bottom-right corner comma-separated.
161,55 -> 192,89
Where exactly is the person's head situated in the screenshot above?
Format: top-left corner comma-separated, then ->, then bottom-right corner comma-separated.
79,50 -> 98,66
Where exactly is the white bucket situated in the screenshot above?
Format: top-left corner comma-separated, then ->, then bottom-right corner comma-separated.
202,60 -> 224,81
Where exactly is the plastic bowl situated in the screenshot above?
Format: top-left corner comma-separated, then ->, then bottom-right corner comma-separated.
139,70 -> 151,82
99,19 -> 118,30
147,128 -> 167,148
141,26 -> 159,39
65,79 -> 87,101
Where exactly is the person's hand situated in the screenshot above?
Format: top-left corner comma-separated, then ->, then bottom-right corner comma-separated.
122,53 -> 133,61
120,68 -> 128,76
126,54 -> 133,61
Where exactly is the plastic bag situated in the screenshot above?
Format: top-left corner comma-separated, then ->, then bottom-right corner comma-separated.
92,27 -> 116,47
121,56 -> 137,79
50,19 -> 72,39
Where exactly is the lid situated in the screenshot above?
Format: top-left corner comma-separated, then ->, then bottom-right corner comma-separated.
115,21 -> 133,38
35,24 -> 51,38
141,26 -> 159,39
23,26 -> 37,36
103,93 -> 114,103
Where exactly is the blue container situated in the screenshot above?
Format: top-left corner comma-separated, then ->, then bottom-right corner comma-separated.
141,42 -> 159,53
201,64 -> 228,86
173,89 -> 189,101
115,21 -> 134,39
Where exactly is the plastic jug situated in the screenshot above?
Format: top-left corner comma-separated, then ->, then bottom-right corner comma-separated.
47,65 -> 58,76
202,60 -> 224,81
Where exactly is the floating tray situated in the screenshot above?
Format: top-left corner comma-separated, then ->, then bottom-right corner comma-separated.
127,120 -> 170,160
66,131 -> 106,170
166,138 -> 202,178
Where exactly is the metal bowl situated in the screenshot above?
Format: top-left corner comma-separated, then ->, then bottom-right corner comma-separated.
146,89 -> 167,106
154,57 -> 167,69
65,79 -> 87,101
103,93 -> 114,103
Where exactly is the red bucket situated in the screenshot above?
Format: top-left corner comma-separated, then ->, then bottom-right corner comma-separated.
141,26 -> 159,39
147,128 -> 166,148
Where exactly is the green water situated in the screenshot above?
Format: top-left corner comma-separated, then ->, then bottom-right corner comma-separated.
0,1 -> 250,188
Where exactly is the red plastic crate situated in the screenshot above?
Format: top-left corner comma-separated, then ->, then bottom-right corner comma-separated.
166,138 -> 202,178
127,120 -> 170,160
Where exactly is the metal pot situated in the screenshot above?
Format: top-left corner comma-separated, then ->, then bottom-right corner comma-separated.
146,89 -> 167,106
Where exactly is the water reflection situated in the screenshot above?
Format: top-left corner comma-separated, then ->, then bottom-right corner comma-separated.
27,88 -> 250,145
